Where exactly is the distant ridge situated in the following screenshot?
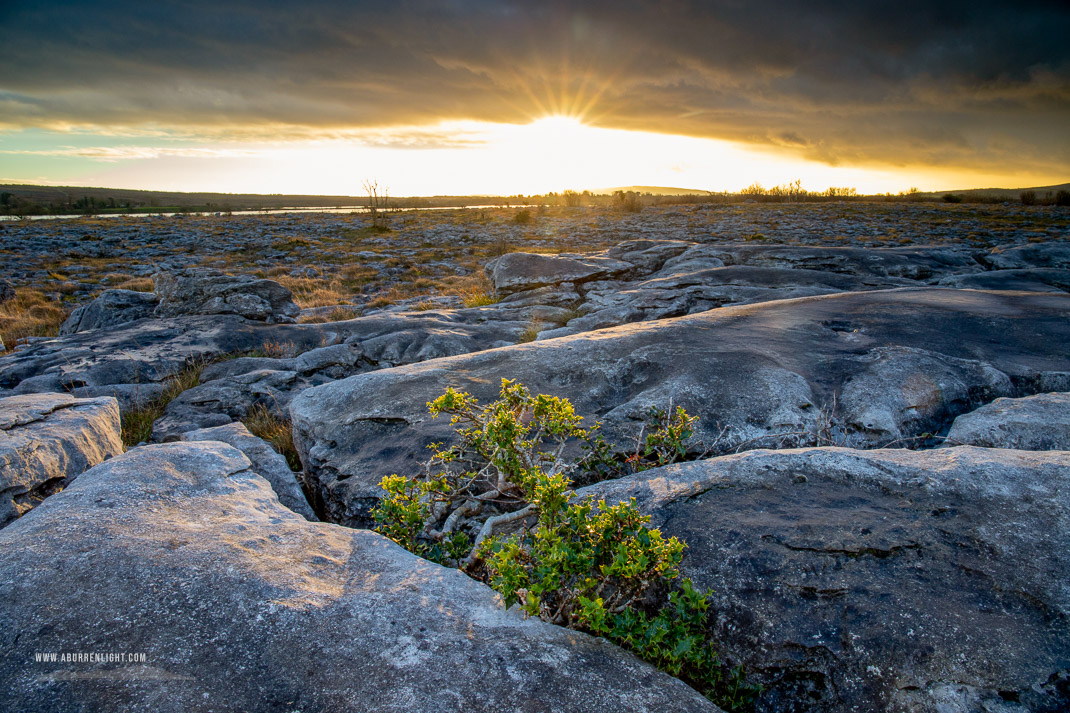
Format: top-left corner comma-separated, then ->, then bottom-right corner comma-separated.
596,185 -> 711,196
920,182 -> 1070,198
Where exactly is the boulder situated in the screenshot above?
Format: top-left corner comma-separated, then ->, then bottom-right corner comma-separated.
180,422 -> 316,520
291,288 -> 1070,527
935,268 -> 1070,293
0,442 -> 717,713
154,269 -> 301,323
839,346 -> 1014,444
605,239 -> 693,272
945,392 -> 1070,450
581,446 -> 1070,713
985,241 -> 1070,270
0,393 -> 122,529
487,252 -> 633,295
59,289 -> 158,335
0,278 -> 14,304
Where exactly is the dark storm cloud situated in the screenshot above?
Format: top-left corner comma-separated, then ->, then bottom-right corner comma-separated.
1,0 -> 1067,172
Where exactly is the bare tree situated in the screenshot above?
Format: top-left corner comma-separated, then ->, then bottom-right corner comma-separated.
363,179 -> 390,230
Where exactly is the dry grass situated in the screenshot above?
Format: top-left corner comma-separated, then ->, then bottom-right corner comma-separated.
258,339 -> 300,358
0,289 -> 70,346
275,266 -> 377,308
243,403 -> 302,471
120,359 -> 206,448
114,276 -> 154,292
433,271 -> 498,308
298,306 -> 359,324
518,322 -> 543,343
274,276 -> 352,308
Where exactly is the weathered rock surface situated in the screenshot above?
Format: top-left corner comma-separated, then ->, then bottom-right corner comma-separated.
936,268 -> 1070,292
291,288 -> 1070,526
945,392 -> 1070,450
180,422 -> 316,520
0,315 -> 329,409
0,278 -> 14,304
486,252 -> 633,295
580,446 -> 1070,713
144,312 -> 529,441
59,289 -> 158,335
0,310 -> 527,414
0,442 -> 718,713
838,346 -> 1014,443
491,242 -> 999,338
0,393 -> 122,529
984,241 -> 1070,270
154,268 -> 301,323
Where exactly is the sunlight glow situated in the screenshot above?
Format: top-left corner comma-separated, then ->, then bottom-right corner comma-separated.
2,117 -> 1055,197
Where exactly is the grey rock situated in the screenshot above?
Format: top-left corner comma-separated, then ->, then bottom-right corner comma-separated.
200,356 -> 297,381
986,241 -> 1070,270
350,317 -> 529,366
839,346 -> 1014,445
0,279 -> 14,304
498,284 -> 583,308
719,244 -> 983,281
152,369 -> 300,442
659,244 -> 730,273
935,267 -> 1070,292
181,422 -> 316,520
76,382 -> 170,410
59,289 -> 157,335
0,393 -> 122,529
293,343 -> 368,377
0,314 -> 328,397
291,288 -> 1070,526
605,239 -> 693,272
580,446 -> 1070,713
945,392 -> 1070,449
0,442 -> 717,713
154,268 -> 301,323
639,265 -> 866,292
487,252 -> 633,295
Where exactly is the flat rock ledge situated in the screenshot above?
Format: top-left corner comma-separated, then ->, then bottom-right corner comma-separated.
945,391 -> 1070,450
180,422 -> 317,521
581,446 -> 1070,713
0,442 -> 719,713
290,288 -> 1070,527
0,393 -> 122,529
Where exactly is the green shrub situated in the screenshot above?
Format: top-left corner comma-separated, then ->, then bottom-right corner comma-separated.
372,380 -> 759,710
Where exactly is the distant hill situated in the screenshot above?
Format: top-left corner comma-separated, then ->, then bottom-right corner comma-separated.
919,182 -> 1070,199
596,185 -> 712,196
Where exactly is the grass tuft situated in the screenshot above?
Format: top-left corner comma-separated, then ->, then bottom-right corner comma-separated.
120,359 -> 206,448
243,403 -> 302,471
0,288 -> 70,347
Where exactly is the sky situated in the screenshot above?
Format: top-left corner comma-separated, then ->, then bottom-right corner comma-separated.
0,1 -> 1068,196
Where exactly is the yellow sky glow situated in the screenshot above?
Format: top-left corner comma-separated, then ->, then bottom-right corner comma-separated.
51,116 -> 1060,196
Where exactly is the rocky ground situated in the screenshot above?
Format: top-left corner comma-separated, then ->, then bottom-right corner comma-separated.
0,202 -> 1068,712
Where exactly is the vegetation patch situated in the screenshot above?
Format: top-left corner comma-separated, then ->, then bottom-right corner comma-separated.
120,359 -> 206,447
0,288 -> 70,346
372,380 -> 760,710
243,403 -> 302,471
